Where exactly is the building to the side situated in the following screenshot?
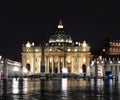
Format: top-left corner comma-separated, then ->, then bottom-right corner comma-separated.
0,56 -> 22,77
91,39 -> 120,78
22,20 -> 91,75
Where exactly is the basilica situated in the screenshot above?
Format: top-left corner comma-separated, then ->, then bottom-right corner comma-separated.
21,20 -> 91,75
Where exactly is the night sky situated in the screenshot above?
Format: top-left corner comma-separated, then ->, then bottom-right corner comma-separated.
0,1 -> 120,61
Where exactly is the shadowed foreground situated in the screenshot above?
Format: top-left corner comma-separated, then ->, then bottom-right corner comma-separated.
0,78 -> 120,100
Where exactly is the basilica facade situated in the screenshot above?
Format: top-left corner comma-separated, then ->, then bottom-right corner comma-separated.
21,20 -> 91,75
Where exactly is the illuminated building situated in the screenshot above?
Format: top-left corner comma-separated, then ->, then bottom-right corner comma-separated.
21,20 -> 91,75
102,39 -> 120,55
0,57 -> 22,77
91,39 -> 120,78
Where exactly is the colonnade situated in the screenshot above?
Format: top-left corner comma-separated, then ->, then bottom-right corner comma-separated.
26,55 -> 90,75
45,56 -> 65,73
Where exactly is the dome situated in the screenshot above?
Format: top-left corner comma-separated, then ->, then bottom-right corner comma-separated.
49,20 -> 73,44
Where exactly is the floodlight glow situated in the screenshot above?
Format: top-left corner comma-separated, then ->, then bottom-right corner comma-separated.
90,61 -> 94,66
23,78 -> 28,94
101,61 -> 104,63
118,61 -> 120,63
82,41 -> 87,47
97,61 -> 99,64
0,56 -> 2,60
12,78 -> 19,94
62,67 -> 68,73
58,25 -> 63,28
110,61 -> 112,63
26,41 -> 31,48
74,49 -> 77,52
23,68 -> 28,73
35,49 -> 38,52
62,78 -> 67,91
13,67 -> 19,71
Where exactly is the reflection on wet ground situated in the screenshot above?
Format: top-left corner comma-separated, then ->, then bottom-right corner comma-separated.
0,78 -> 120,100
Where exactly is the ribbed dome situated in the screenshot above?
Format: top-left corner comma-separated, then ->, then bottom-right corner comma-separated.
49,20 -> 73,44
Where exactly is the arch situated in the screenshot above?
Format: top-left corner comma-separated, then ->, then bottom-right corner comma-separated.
26,63 -> 30,71
53,62 -> 58,73
82,64 -> 87,75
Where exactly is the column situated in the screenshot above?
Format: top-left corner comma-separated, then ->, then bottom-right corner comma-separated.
78,56 -> 80,73
71,57 -> 74,73
63,57 -> 64,68
116,66 -> 117,76
39,57 -> 41,73
117,66 -> 119,76
45,57 -> 48,73
58,61 -> 60,73
47,57 -> 50,73
45,56 -> 47,73
32,54 -> 34,74
113,66 -> 115,76
3,59 -> 7,78
79,56 -> 82,74
86,57 -> 90,76
52,56 -> 54,73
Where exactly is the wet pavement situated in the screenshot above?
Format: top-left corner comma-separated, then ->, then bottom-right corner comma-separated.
0,78 -> 120,100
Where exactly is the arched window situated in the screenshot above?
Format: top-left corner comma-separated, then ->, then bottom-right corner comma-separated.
113,48 -> 115,52
109,48 -> 112,52
82,64 -> 86,73
113,42 -> 115,46
26,63 -> 30,71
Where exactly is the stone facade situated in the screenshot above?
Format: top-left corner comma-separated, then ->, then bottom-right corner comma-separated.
21,20 -> 91,75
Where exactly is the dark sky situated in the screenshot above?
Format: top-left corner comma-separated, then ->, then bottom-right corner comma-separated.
0,0 -> 120,61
